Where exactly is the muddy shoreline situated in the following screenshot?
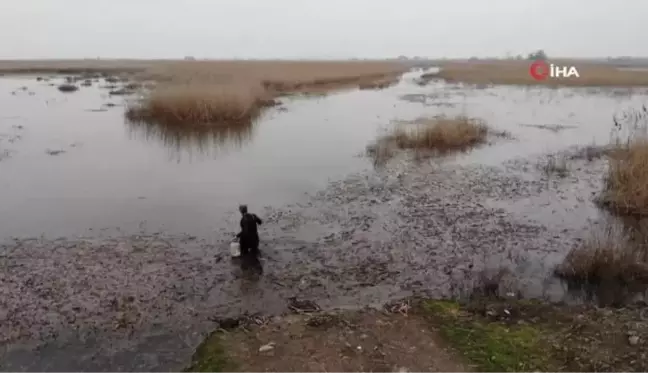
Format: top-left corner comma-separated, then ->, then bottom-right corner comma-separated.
0,146 -> 607,371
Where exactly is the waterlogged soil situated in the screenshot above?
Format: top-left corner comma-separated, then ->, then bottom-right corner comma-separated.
2,72 -> 648,370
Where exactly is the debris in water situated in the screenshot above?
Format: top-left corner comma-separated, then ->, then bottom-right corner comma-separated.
109,88 -> 135,96
57,84 -> 79,93
288,297 -> 320,313
258,342 -> 275,352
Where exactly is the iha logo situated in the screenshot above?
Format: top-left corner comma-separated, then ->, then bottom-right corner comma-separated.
529,60 -> 580,81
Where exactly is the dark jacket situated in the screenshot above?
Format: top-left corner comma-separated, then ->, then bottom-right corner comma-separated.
237,213 -> 262,242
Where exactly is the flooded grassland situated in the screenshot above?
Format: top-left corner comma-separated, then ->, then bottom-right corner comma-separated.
1,67 -> 648,370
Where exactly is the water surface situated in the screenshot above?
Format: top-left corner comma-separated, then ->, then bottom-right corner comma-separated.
2,71 -> 648,371
0,74 -> 425,238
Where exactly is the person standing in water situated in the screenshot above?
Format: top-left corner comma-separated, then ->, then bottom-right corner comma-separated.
236,204 -> 263,257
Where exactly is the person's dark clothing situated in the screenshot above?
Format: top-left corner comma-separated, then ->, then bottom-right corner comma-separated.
236,213 -> 262,256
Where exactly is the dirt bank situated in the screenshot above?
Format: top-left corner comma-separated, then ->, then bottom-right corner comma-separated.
188,297 -> 648,372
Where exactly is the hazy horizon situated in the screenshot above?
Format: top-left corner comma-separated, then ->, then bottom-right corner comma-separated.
2,0 -> 645,60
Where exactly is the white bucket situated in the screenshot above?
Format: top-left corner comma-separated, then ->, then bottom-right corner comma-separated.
229,241 -> 241,257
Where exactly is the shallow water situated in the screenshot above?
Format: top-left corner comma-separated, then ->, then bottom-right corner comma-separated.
2,71 -> 648,371
3,74 -> 643,240
0,75 -> 419,238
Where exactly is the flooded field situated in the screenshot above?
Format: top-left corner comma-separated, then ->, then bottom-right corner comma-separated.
2,69 -> 648,370
0,75 -> 398,238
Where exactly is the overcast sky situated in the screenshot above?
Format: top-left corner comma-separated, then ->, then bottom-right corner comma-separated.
1,0 -> 644,59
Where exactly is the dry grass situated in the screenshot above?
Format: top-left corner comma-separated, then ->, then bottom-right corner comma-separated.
125,83 -> 273,125
602,139 -> 648,215
391,116 -> 489,152
126,111 -> 255,155
566,122 -> 648,302
555,220 -> 648,305
123,60 -> 404,125
0,59 -> 155,74
599,107 -> 648,215
366,116 -> 491,166
1,59 -> 405,125
138,60 -> 403,86
437,60 -> 648,87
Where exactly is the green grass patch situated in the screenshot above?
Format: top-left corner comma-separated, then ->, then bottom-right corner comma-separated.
422,300 -> 556,372
423,299 -> 461,314
185,331 -> 236,372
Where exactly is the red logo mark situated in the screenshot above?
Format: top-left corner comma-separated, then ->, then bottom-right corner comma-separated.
529,60 -> 550,81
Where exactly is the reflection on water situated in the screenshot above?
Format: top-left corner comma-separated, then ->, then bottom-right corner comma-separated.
0,75 -> 387,238
125,117 -> 257,160
3,71 -> 648,241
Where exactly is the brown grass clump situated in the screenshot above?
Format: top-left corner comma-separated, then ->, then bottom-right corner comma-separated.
555,221 -> 648,305
437,60 -> 648,87
391,116 -> 489,152
599,108 -> 648,215
366,116 -> 491,166
126,83 -> 273,125
126,111 -> 255,156
601,138 -> 648,215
